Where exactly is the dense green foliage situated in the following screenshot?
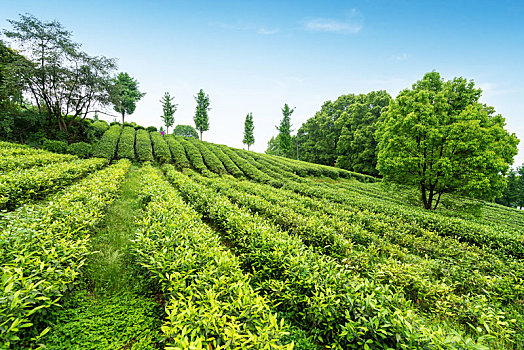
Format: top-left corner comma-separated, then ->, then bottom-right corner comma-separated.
0,159 -> 130,347
149,131 -> 171,163
92,124 -> 121,159
135,129 -> 154,162
164,167 -> 486,349
296,91 -> 390,173
276,104 -> 294,156
376,72 -> 519,209
497,165 -> 524,208
177,136 -> 210,175
111,72 -> 145,125
205,142 -> 244,177
173,124 -> 198,138
194,89 -> 210,140
3,14 -> 116,138
189,138 -> 226,174
165,135 -> 190,169
0,157 -> 107,210
66,142 -> 93,158
42,139 -> 68,154
243,112 -> 255,150
116,126 -> 136,160
0,144 -> 77,171
134,165 -> 292,348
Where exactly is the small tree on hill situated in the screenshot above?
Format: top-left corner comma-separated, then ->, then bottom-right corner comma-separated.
376,72 -> 519,210
160,92 -> 177,134
243,112 -> 255,150
173,124 -> 198,138
194,89 -> 210,140
112,72 -> 145,125
276,104 -> 294,157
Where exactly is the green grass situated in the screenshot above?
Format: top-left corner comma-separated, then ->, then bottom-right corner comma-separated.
44,166 -> 164,349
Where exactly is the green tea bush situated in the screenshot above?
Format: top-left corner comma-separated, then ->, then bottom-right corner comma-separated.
42,139 -> 68,154
135,129 -> 154,162
176,137 -> 210,175
67,142 -> 92,158
165,135 -> 190,169
0,142 -> 77,171
0,160 -> 131,347
116,126 -> 136,160
133,165 -> 293,349
188,138 -> 226,174
91,120 -> 109,139
0,157 -> 107,210
149,131 -> 171,163
92,124 -> 121,160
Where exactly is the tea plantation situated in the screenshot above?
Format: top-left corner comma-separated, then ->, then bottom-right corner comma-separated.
1,132 -> 523,349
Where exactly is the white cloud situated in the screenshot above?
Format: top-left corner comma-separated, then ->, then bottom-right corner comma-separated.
257,28 -> 279,35
303,9 -> 363,34
393,53 -> 409,61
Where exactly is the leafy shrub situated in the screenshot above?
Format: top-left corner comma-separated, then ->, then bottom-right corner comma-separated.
92,125 -> 121,160
146,126 -> 157,133
0,160 -> 130,347
110,121 -> 121,127
42,139 -> 68,154
176,137 -> 210,175
135,129 -> 154,162
91,120 -> 109,139
188,138 -> 226,174
165,135 -> 190,169
150,131 -> 171,163
67,142 -> 92,158
117,126 -> 136,160
134,125 -> 145,130
173,124 -> 198,138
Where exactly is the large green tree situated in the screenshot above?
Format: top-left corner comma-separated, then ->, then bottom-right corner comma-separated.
194,89 -> 210,140
111,72 -> 145,125
376,72 -> 519,210
297,91 -> 390,172
335,91 -> 391,175
243,112 -> 255,150
3,14 -> 116,137
160,92 -> 177,134
276,104 -> 294,157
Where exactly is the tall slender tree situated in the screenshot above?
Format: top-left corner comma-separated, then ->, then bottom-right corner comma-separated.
243,112 -> 255,150
111,72 -> 145,125
194,89 -> 210,140
276,104 -> 294,157
160,91 -> 177,134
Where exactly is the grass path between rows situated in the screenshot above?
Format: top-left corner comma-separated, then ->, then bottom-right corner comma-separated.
44,166 -> 164,349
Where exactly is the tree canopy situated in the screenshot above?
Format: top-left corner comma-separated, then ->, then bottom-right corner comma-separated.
297,91 -> 390,172
497,165 -> 524,208
160,92 -> 177,134
376,72 -> 519,210
194,89 -> 210,140
173,124 -> 198,139
243,112 -> 255,150
111,72 -> 145,125
3,14 -> 117,137
276,104 -> 294,156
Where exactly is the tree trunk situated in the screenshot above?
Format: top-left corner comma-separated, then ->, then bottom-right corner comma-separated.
199,130 -> 202,141
121,111 -> 125,125
421,183 -> 431,210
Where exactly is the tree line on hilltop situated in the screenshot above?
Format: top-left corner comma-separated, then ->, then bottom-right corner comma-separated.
0,14 -> 521,210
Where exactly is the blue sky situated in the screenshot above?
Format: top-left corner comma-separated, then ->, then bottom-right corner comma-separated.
2,0 -> 524,165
